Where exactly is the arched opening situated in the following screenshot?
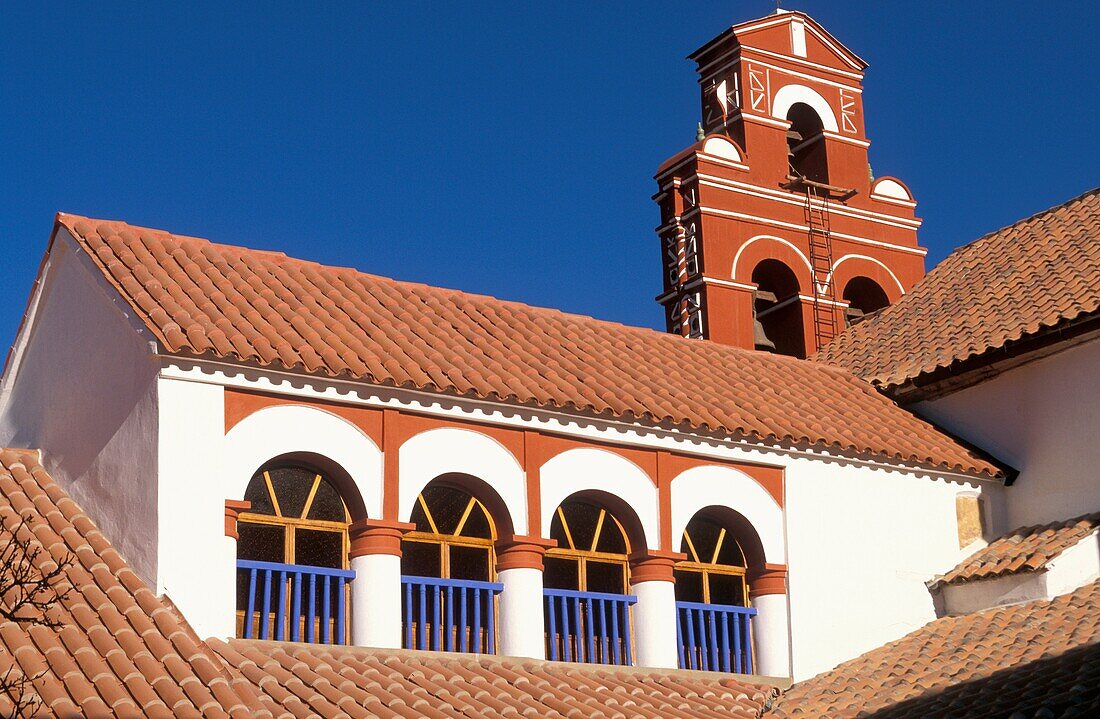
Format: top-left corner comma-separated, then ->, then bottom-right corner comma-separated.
543,496 -> 638,665
400,476 -> 503,654
236,463 -> 354,644
786,101 -> 829,184
674,509 -> 762,673
842,276 -> 890,324
752,259 -> 806,358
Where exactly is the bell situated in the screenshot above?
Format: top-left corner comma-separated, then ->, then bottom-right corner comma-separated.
754,316 -> 777,351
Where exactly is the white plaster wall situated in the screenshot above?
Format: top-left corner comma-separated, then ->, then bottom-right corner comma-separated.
1046,531 -> 1100,597
398,427 -> 526,533
539,448 -> 658,550
916,339 -> 1100,528
784,456 -> 995,680
941,571 -> 1048,615
670,465 -> 786,564
0,233 -> 160,582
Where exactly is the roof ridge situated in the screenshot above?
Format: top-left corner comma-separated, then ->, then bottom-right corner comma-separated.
952,186 -> 1100,255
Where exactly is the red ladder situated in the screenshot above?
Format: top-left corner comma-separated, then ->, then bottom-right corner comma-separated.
805,186 -> 838,351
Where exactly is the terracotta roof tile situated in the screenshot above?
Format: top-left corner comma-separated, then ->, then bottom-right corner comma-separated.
0,448 -> 269,718
771,579 -> 1100,719
210,639 -> 780,719
819,188 -> 1100,388
55,214 -> 1002,479
935,510 -> 1100,586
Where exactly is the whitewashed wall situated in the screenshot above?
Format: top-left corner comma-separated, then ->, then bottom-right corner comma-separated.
783,457 -> 996,679
0,232 -> 160,582
916,339 -> 1100,529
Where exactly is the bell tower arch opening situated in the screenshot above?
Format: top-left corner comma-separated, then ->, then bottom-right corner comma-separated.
752,259 -> 806,358
842,276 -> 890,324
785,102 -> 829,185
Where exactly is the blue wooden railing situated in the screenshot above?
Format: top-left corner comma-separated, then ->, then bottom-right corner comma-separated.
401,575 -> 504,654
544,588 -> 637,665
238,559 -> 355,645
676,600 -> 756,673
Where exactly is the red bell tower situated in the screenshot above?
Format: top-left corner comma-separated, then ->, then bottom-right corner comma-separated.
654,10 -> 926,357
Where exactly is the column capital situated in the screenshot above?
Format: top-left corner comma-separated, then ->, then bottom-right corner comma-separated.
495,535 -> 558,572
349,519 -> 416,558
748,563 -> 788,597
628,549 -> 687,584
224,500 -> 251,540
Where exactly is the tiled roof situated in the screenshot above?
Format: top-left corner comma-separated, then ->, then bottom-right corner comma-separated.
771,579 -> 1100,719
0,448 -> 267,719
819,188 -> 1100,389
936,511 -> 1100,586
55,214 -> 1003,479
209,639 -> 780,719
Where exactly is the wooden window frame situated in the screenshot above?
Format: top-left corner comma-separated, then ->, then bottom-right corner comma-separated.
676,523 -> 749,606
403,490 -> 497,581
546,503 -> 631,593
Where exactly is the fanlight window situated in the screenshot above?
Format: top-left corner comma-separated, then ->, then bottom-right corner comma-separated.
675,514 -> 748,606
544,500 -> 630,594
402,484 -> 495,581
236,466 -> 353,644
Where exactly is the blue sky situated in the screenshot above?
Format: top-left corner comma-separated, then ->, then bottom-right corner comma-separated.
0,2 -> 1096,350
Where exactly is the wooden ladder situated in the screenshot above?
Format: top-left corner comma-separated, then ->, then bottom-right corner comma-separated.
805,185 -> 838,351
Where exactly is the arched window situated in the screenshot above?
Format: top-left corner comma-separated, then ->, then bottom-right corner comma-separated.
402,484 -> 495,581
752,259 -> 806,358
675,514 -> 748,606
786,101 -> 828,184
545,500 -> 630,594
674,513 -> 756,673
842,276 -> 890,324
544,499 -> 636,665
400,482 -> 501,654
236,465 -> 353,644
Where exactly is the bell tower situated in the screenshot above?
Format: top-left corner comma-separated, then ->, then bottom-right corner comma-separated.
654,10 -> 926,357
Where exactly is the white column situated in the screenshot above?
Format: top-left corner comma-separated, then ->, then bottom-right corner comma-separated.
752,593 -> 792,678
497,567 -> 546,658
630,579 -> 679,668
350,553 -> 402,648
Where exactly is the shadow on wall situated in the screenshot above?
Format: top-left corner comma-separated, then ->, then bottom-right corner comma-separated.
847,643 -> 1100,719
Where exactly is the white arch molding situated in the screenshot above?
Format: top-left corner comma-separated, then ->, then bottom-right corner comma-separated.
398,427 -> 527,535
731,234 -> 814,283
870,178 -> 912,201
771,84 -> 839,132
669,465 -> 786,565
538,448 -> 659,551
829,254 -> 906,296
702,136 -> 743,162
222,404 -> 384,519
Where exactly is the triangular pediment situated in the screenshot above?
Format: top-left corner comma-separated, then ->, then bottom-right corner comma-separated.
728,11 -> 867,72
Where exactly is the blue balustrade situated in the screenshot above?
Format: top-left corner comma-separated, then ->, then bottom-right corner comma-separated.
238,559 -> 355,645
401,575 -> 504,654
544,588 -> 637,665
675,600 -> 756,673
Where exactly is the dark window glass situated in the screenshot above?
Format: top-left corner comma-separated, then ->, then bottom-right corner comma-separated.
409,499 -> 433,533
243,475 -> 275,516
401,540 -> 442,578
295,528 -> 343,569
308,477 -> 346,522
237,522 -> 285,563
586,560 -> 626,595
595,520 -> 627,554
674,569 -> 705,603
709,572 -> 745,606
684,516 -> 722,562
543,556 -> 579,590
556,501 -> 600,551
421,485 -> 469,535
267,466 -> 315,519
461,505 -> 492,539
716,535 -> 746,567
449,545 -> 491,582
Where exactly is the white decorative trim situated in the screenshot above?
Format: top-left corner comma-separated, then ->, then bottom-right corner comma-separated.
702,276 -> 757,291
398,427 -> 527,534
697,152 -> 750,172
821,130 -> 871,148
871,178 -> 913,202
797,294 -> 848,309
829,254 -> 907,296
702,136 -> 743,162
688,205 -> 928,257
772,84 -> 840,132
731,234 -> 814,282
670,465 -> 786,564
538,447 -> 659,550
